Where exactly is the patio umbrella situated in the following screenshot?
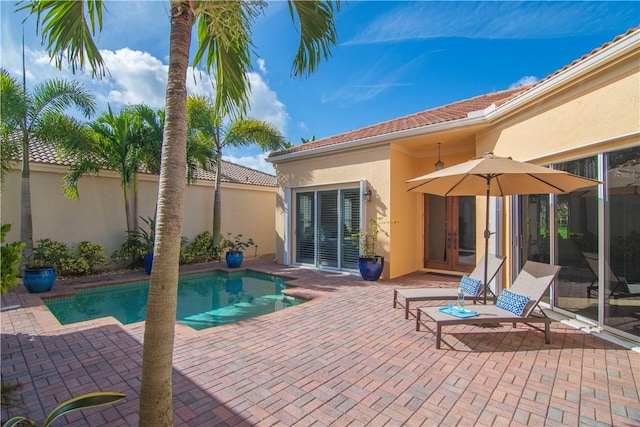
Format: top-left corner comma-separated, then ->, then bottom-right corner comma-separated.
406,152 -> 601,303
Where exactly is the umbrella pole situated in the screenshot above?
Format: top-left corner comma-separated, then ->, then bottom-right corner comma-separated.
483,180 -> 491,304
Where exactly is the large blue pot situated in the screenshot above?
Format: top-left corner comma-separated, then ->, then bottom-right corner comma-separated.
225,251 -> 243,268
23,267 -> 57,293
358,256 -> 384,281
144,253 -> 153,274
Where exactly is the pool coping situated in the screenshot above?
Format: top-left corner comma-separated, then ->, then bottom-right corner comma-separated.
5,258 -> 338,337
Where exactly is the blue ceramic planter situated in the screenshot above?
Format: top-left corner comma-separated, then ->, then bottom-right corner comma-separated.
358,256 -> 384,281
144,253 -> 153,274
23,267 -> 57,293
225,251 -> 243,268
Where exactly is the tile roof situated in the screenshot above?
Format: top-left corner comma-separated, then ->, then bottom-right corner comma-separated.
14,138 -> 276,187
270,26 -> 640,159
270,86 -> 531,157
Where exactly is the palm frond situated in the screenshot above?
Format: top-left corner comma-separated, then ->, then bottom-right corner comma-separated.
225,118 -> 286,151
287,0 -> 340,77
18,0 -> 107,78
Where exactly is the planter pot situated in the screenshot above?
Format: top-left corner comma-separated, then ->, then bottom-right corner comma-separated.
23,267 -> 57,293
225,251 -> 244,268
358,256 -> 384,281
144,253 -> 153,274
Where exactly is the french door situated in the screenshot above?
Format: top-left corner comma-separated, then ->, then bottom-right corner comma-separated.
424,195 -> 476,273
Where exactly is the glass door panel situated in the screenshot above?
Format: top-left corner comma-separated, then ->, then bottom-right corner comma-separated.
604,147 -> 640,339
295,192 -> 315,264
554,157 -> 599,322
318,190 -> 338,267
341,189 -> 360,269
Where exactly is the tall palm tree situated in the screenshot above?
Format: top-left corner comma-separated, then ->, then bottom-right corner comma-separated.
19,1 -> 341,425
187,95 -> 286,244
0,68 -> 95,259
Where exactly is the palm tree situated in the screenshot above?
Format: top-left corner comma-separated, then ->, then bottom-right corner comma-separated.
19,1 -> 341,425
62,105 -> 145,233
0,68 -> 95,259
187,95 -> 286,245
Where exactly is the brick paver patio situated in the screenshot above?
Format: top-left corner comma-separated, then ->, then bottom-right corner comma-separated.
2,257 -> 639,426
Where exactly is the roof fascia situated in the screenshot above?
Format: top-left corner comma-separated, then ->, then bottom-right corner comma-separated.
486,30 -> 639,121
268,115 -> 487,164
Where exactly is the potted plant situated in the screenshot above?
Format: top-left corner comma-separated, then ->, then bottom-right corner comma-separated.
220,233 -> 254,268
349,217 -> 395,281
139,217 -> 156,274
23,245 -> 57,293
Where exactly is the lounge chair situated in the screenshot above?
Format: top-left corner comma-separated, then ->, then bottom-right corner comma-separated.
393,254 -> 506,319
416,260 -> 561,349
582,252 -> 640,298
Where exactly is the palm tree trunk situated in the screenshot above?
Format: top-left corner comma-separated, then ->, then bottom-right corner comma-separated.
20,132 -> 33,260
123,184 -> 133,233
139,3 -> 192,426
133,172 -> 139,232
212,152 -> 222,246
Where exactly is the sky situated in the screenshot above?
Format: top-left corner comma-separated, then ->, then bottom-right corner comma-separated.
1,1 -> 638,174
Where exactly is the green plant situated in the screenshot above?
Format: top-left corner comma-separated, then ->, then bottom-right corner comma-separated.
28,239 -> 106,277
348,217 -> 396,258
1,224 -> 26,294
3,391 -> 125,427
180,232 -> 220,264
220,233 -> 254,253
139,216 -> 156,253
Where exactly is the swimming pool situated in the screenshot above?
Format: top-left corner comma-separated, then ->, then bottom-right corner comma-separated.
44,270 -> 306,330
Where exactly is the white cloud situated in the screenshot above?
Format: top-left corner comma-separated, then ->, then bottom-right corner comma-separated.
246,72 -> 289,134
509,76 -> 539,88
257,58 -> 267,74
223,154 -> 275,175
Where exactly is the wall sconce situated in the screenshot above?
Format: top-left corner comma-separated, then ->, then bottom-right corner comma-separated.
363,187 -> 372,202
435,141 -> 444,171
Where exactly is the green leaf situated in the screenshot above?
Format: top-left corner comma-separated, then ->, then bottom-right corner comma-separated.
43,391 -> 125,426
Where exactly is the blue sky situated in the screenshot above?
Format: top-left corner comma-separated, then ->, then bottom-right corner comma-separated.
1,1 -> 638,174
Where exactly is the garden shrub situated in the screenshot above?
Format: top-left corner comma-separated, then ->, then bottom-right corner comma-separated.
1,224 -> 25,294
111,232 -> 146,269
180,232 -> 220,264
36,238 -> 106,277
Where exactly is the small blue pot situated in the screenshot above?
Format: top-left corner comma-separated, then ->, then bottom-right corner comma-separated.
144,253 -> 154,274
225,251 -> 243,268
23,267 -> 57,293
358,256 -> 384,281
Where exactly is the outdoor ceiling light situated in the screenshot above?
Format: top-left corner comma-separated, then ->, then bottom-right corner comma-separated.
364,187 -> 372,202
435,142 -> 444,171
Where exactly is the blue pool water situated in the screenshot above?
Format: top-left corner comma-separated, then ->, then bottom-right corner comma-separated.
44,270 -> 306,330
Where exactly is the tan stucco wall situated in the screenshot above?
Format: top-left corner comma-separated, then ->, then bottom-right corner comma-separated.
273,146 -> 396,276
1,164 -> 276,261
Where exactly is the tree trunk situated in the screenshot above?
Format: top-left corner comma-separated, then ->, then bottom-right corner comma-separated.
123,184 -> 133,233
138,3 -> 192,426
133,172 -> 139,232
212,152 -> 222,246
20,132 -> 33,262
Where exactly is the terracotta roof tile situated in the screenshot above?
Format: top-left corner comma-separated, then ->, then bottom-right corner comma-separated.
14,139 -> 276,187
269,86 -> 531,157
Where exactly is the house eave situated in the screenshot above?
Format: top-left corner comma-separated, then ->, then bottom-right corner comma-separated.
268,115 -> 488,164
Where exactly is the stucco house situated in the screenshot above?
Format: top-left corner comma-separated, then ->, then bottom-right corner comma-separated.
268,27 -> 640,342
2,140 -> 278,257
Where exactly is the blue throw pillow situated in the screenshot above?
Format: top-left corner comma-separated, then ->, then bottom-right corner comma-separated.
496,289 -> 531,316
459,275 -> 482,296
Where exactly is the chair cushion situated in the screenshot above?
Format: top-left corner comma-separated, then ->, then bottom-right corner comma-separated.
496,289 -> 531,316
459,275 -> 482,296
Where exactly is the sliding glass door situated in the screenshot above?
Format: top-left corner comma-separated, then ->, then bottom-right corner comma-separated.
295,188 -> 360,271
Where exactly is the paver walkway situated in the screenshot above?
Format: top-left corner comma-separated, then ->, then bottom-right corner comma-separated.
2,257 -> 639,426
